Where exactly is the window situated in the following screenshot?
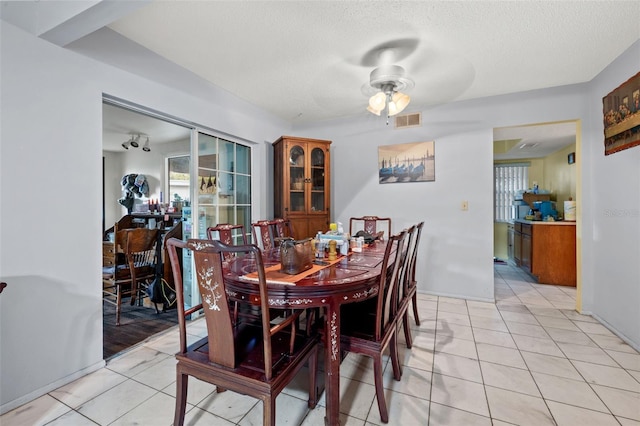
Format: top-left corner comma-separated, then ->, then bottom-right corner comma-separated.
197,133 -> 252,243
167,155 -> 190,207
494,163 -> 529,222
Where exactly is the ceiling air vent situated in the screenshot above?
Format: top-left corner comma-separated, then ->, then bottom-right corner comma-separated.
395,112 -> 421,129
519,142 -> 539,149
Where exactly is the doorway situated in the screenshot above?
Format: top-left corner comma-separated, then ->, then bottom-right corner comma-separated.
102,101 -> 192,359
492,120 -> 581,310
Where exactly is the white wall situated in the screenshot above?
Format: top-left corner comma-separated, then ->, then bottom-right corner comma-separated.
294,41 -> 640,349
583,42 -> 640,347
0,21 -> 290,413
294,86 -> 588,303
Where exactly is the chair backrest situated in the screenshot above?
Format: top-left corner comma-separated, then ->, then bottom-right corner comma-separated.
166,238 -> 283,379
251,220 -> 275,250
118,228 -> 158,267
349,216 -> 392,240
374,229 -> 408,340
407,222 -> 424,288
398,224 -> 417,305
207,223 -> 248,246
104,215 -> 136,240
163,221 -> 183,287
272,218 -> 294,240
115,228 -> 158,285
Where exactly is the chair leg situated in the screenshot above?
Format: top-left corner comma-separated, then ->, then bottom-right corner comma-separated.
389,332 -> 402,380
130,279 -> 137,306
403,312 -> 413,349
173,370 -> 188,426
307,346 -> 318,408
263,396 -> 276,426
115,285 -> 122,326
411,292 -> 420,326
372,355 -> 389,423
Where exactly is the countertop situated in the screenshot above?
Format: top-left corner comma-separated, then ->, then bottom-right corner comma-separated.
514,219 -> 576,226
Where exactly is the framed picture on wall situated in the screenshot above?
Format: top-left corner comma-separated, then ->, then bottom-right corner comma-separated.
602,71 -> 640,155
378,140 -> 435,184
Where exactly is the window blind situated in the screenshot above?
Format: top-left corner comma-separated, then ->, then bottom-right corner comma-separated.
494,164 -> 529,222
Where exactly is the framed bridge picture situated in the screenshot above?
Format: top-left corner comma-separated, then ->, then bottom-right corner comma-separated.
378,140 -> 435,184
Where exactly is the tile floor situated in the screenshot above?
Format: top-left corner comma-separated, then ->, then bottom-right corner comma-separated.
3,263 -> 639,425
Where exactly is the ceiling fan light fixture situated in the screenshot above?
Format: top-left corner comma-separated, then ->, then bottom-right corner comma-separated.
369,92 -> 386,111
365,65 -> 414,118
392,92 -> 410,114
367,105 -> 382,116
142,137 -> 151,152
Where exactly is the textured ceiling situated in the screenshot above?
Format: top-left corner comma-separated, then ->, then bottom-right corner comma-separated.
2,1 -> 638,154
104,1 -> 640,123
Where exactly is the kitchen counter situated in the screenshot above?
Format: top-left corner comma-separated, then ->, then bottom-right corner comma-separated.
513,220 -> 576,286
515,219 -> 576,226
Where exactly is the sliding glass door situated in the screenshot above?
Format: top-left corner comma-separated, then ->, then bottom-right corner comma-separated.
196,132 -> 252,243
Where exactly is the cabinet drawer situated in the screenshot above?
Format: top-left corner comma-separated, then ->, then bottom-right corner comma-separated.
521,223 -> 532,236
103,241 -> 116,266
514,222 -> 522,233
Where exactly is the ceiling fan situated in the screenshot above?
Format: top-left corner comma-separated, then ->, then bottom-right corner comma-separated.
311,37 -> 475,122
359,39 -> 418,118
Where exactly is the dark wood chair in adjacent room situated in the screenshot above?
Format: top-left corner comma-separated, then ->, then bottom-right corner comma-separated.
103,228 -> 159,326
349,215 -> 392,241
339,229 -> 408,423
166,238 -> 320,426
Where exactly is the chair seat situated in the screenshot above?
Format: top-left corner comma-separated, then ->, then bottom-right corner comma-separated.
184,323 -> 319,385
102,264 -> 155,280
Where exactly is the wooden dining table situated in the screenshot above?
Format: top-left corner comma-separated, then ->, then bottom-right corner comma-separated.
223,240 -> 391,426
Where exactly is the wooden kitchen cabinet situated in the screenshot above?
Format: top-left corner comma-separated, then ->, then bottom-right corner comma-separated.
513,220 -> 576,286
521,223 -> 532,273
514,222 -> 522,266
273,136 -> 332,239
507,223 -> 515,262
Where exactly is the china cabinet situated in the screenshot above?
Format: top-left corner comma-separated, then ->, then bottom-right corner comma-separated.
273,136 -> 331,239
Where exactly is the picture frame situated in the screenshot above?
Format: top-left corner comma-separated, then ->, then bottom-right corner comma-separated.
378,141 -> 435,184
602,71 -> 640,156
568,152 -> 575,164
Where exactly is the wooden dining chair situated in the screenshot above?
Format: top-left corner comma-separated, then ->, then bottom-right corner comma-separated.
206,223 -> 249,247
102,228 -> 159,326
207,223 -> 256,324
407,221 -> 424,329
272,218 -> 294,239
349,215 -> 392,241
166,238 -> 320,426
251,219 -> 294,250
251,220 -> 276,250
396,223 -> 419,349
340,229 -> 408,423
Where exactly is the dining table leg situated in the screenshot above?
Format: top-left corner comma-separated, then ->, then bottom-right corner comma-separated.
324,299 -> 341,426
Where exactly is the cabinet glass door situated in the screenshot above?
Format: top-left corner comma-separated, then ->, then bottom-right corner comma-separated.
289,145 -> 305,212
310,147 -> 325,212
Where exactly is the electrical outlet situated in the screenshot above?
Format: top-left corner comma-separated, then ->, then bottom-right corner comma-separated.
461,201 -> 469,211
